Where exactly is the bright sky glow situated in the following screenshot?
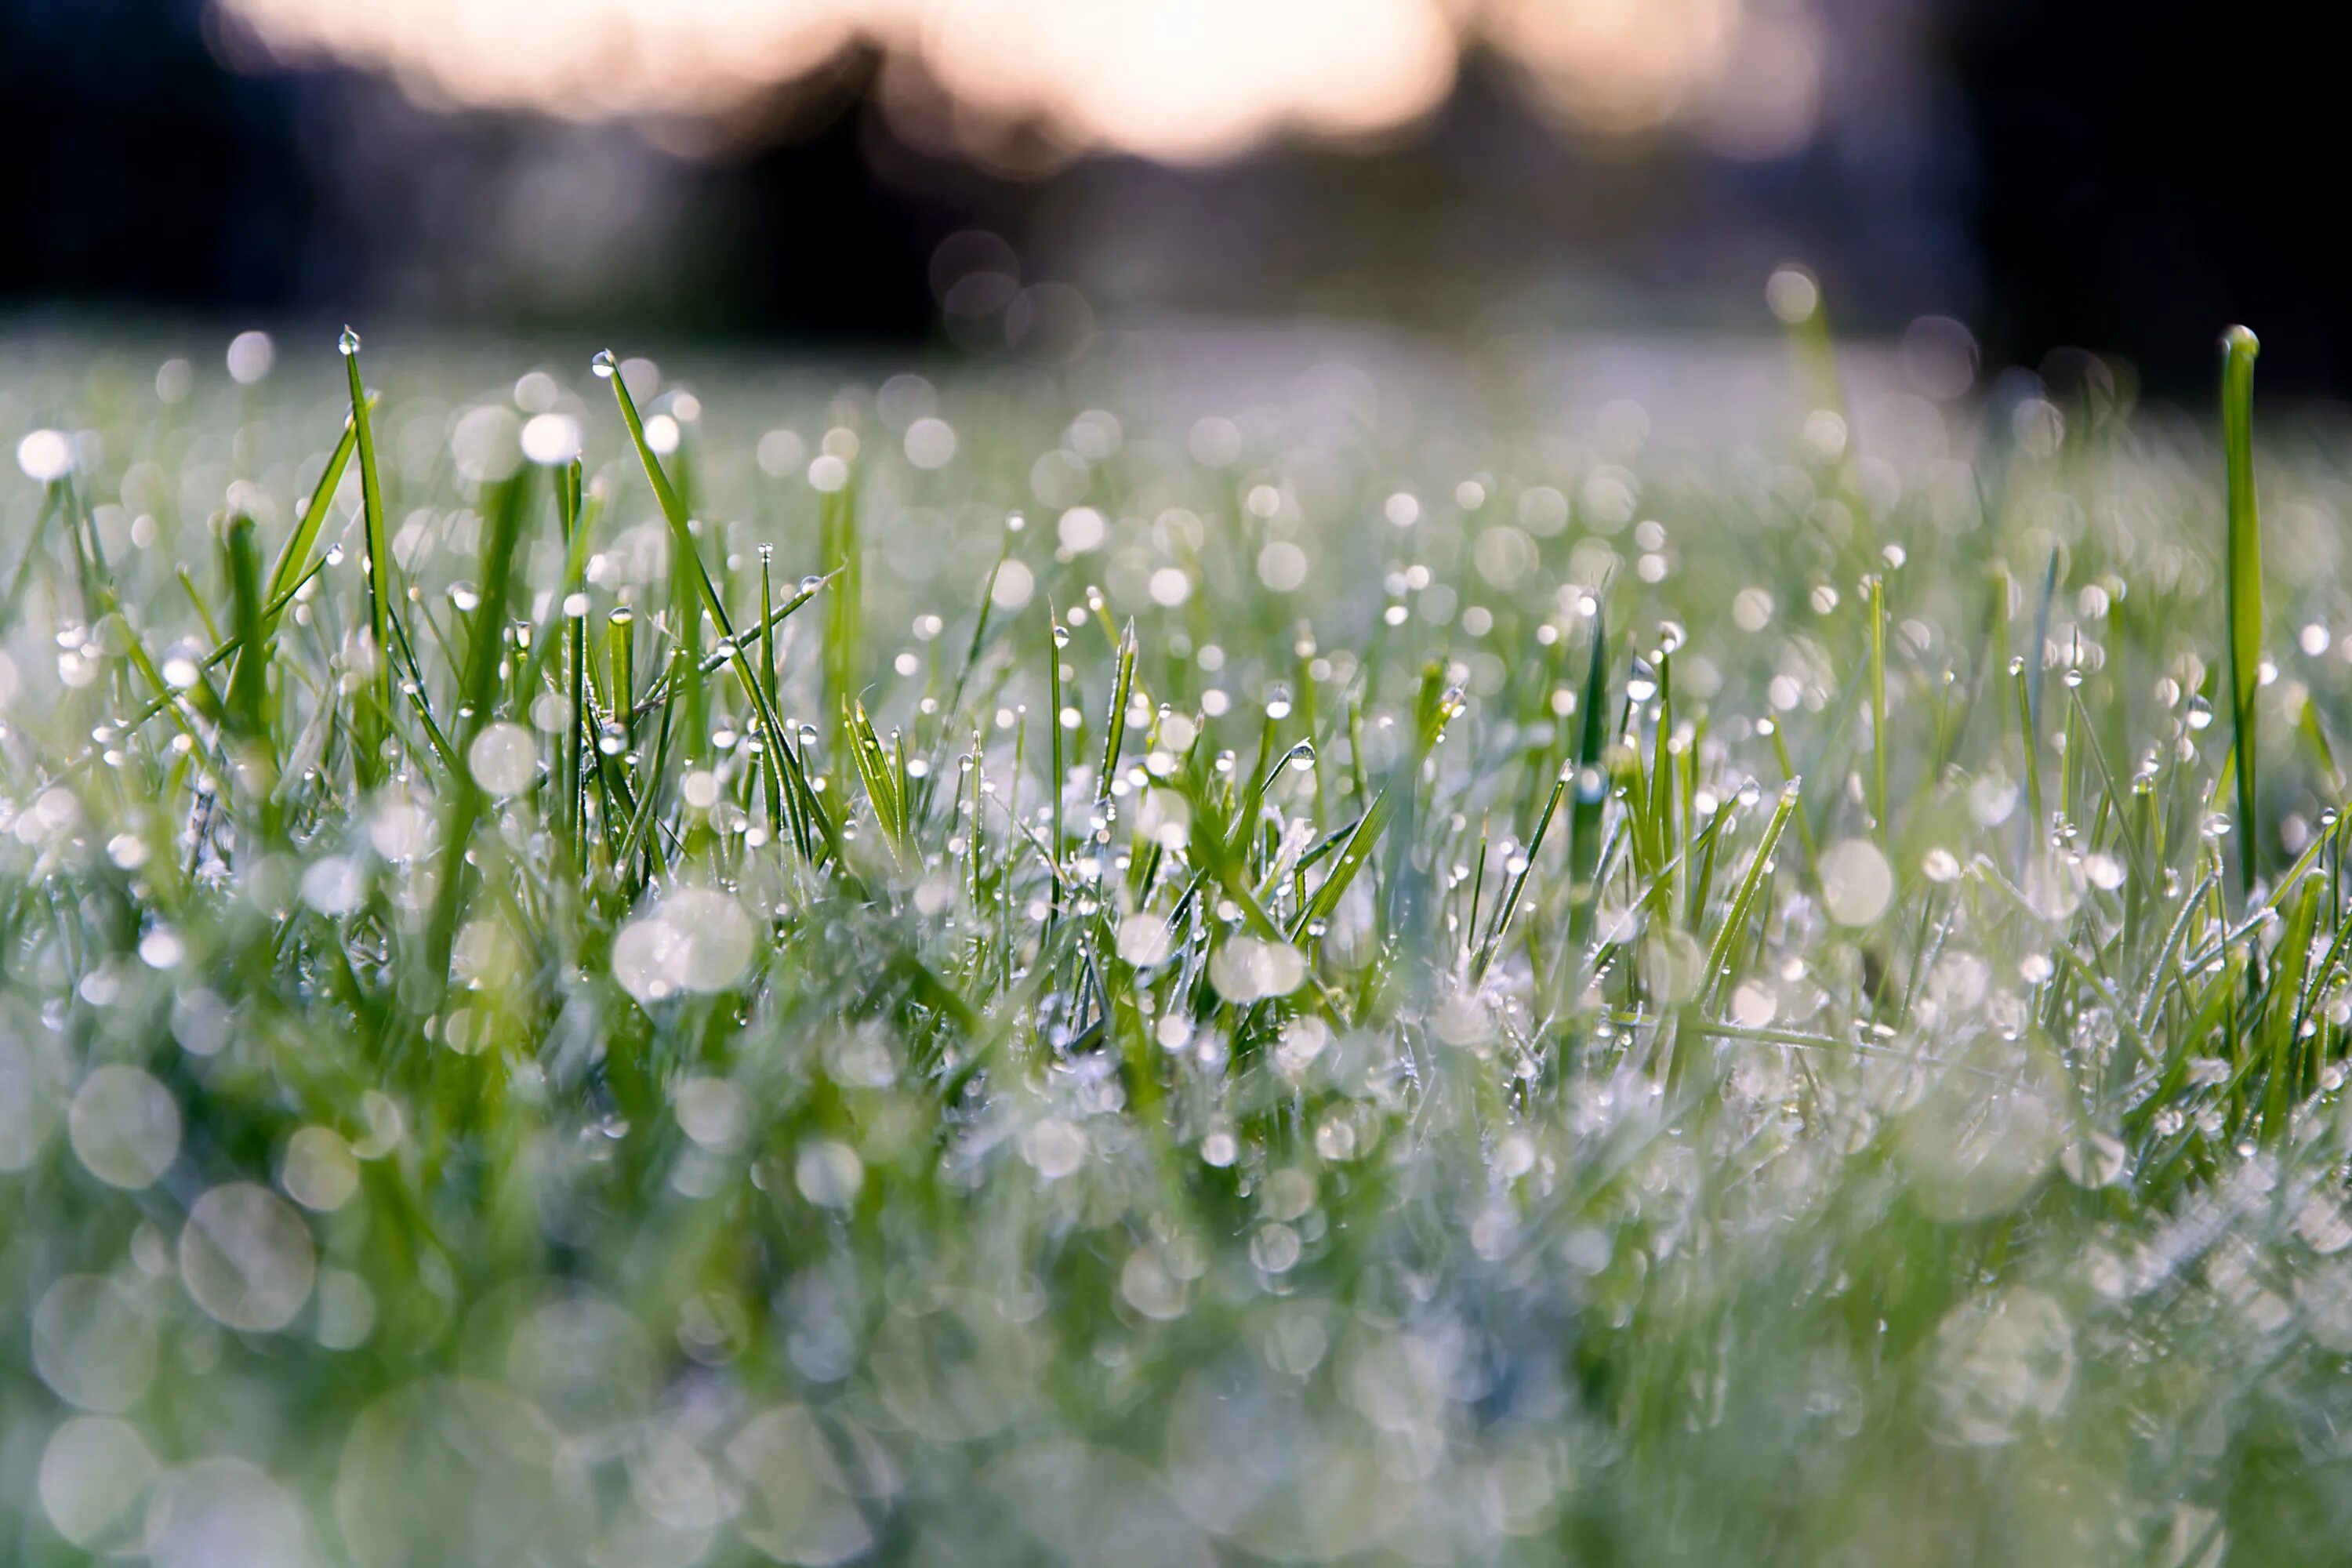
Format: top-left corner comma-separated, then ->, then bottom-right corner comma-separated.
213,0 -> 1820,165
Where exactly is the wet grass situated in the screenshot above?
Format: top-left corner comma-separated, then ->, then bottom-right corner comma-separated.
4,318 -> 2352,1565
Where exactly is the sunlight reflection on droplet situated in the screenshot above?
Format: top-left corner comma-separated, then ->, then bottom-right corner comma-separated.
67,1065 -> 181,1189
180,1183 -> 316,1332
281,1125 -> 361,1211
1818,838 -> 1893,927
1207,936 -> 1308,1003
16,428 -> 74,482
2057,1128 -> 2127,1189
1729,979 -> 1777,1029
336,1379 -> 572,1568
521,412 -> 583,465
469,721 -> 539,796
1020,1118 -> 1087,1180
1897,1031 -> 2068,1221
727,1405 -> 873,1566
33,1274 -> 160,1413
992,559 -> 1036,611
147,1458 -> 309,1568
905,416 -> 958,470
41,1415 -> 155,1552
1117,913 -> 1173,967
795,1139 -> 864,1208
676,1076 -> 746,1150
1930,1287 -> 2075,1446
226,330 -> 275,386
301,855 -> 366,915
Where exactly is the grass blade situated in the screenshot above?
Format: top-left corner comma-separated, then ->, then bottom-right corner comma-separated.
341,327 -> 393,789
2221,323 -> 2263,898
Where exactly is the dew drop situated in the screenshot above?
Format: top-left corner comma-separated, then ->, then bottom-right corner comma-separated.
1819,838 -> 1893,927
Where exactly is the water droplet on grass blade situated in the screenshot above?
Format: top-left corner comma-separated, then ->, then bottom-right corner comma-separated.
38,1414 -> 154,1550
1931,1287 -> 2075,1445
179,1182 -> 315,1331
32,1274 -> 158,1413
612,888 -> 755,1007
2058,1129 -> 2128,1189
795,1140 -> 863,1208
16,430 -> 73,482
68,1066 -> 180,1189
1207,936 -> 1307,1003
520,412 -> 579,465
235,1129 -> 340,1233
1730,980 -> 1777,1029
337,326 -> 361,356
591,349 -> 618,378
1897,1029 -> 2069,1221
149,1459 -> 308,1568
467,722 -> 537,797
1820,838 -> 1893,926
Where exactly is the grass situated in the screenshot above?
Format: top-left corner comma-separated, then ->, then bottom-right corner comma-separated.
5,316 -> 2352,1565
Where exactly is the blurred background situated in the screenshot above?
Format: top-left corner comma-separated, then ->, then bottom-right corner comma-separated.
2,0 -> 2343,394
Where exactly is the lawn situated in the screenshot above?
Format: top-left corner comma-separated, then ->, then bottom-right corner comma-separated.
2,307 -> 2347,1565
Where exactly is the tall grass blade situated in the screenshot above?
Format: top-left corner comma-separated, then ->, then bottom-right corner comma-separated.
341,328 -> 393,789
2221,324 -> 2263,898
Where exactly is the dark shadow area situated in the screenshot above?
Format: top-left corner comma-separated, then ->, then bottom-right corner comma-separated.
1954,0 -> 2352,392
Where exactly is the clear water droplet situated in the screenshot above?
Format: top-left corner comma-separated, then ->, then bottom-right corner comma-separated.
337,326 -> 361,357
590,349 -> 618,379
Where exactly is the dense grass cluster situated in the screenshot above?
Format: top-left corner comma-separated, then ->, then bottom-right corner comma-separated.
5,310 -> 2352,1565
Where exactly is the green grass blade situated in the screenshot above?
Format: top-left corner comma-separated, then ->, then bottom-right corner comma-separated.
2221,323 -> 2263,898
341,328 -> 393,789
1700,780 -> 1802,1009
1473,757 -> 1571,982
597,349 -> 836,869
267,411 -> 361,604
223,514 -> 268,746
